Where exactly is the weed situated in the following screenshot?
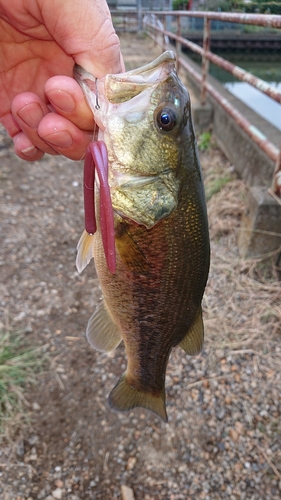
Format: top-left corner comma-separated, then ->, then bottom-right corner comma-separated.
205,174 -> 232,200
198,131 -> 212,151
0,329 -> 46,434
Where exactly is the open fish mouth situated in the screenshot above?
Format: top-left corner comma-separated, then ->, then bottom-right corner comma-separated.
74,51 -> 177,121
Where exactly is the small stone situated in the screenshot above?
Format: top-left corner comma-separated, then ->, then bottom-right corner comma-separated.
55,479 -> 64,488
216,349 -> 224,358
235,421 -> 244,435
126,457 -> 136,471
16,440 -> 25,457
28,435 -> 39,446
178,464 -> 188,472
52,488 -> 63,499
217,408 -> 225,420
121,484 -> 135,500
32,402 -> 41,411
229,429 -> 238,442
14,311 -> 26,322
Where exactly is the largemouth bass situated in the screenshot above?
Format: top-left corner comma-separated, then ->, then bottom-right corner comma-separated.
74,52 -> 210,422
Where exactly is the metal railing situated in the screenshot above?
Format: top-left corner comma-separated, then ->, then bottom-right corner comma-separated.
111,10 -> 140,31
143,10 -> 281,202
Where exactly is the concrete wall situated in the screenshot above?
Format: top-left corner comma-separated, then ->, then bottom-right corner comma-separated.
178,51 -> 281,258
181,53 -> 279,188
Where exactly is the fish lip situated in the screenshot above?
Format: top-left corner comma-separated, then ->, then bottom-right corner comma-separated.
73,50 -> 176,82
112,51 -> 176,78
74,51 -> 175,83
105,51 -> 176,89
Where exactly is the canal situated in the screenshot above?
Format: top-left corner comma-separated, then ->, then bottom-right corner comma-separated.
188,51 -> 281,131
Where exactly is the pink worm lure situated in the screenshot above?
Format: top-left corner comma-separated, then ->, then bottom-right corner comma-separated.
83,140 -> 116,273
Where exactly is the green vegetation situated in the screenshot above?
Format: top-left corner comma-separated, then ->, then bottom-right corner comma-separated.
0,328 -> 45,433
244,2 -> 281,15
197,131 -> 212,151
205,173 -> 232,200
173,0 -> 281,14
172,0 -> 188,9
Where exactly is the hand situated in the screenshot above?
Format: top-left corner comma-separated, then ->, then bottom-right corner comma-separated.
0,0 -> 123,161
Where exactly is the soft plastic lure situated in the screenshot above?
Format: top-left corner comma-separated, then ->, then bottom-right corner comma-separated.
76,140 -> 116,274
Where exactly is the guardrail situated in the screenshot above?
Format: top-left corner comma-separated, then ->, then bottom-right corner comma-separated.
111,10 -> 140,32
142,10 -> 281,204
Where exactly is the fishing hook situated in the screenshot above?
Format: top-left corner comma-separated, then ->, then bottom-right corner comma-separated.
95,78 -> 100,109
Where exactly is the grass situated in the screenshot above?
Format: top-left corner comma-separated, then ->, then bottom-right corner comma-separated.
197,131 -> 212,152
205,173 -> 233,201
199,141 -> 281,357
0,327 -> 46,435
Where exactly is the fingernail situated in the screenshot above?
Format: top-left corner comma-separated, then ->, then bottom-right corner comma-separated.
17,103 -> 45,128
43,131 -> 73,148
47,90 -> 76,112
21,145 -> 38,157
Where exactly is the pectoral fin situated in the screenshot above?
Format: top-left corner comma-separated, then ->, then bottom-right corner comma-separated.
86,301 -> 122,352
178,306 -> 204,356
108,374 -> 168,422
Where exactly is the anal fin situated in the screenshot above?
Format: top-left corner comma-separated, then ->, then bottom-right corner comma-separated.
108,374 -> 168,422
178,306 -> 204,356
86,301 -> 122,352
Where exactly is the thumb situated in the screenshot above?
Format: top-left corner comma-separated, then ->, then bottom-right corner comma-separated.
39,0 -> 122,78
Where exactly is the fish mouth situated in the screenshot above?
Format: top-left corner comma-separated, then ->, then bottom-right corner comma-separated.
111,51 -> 176,80
74,51 -> 177,127
105,51 -> 176,104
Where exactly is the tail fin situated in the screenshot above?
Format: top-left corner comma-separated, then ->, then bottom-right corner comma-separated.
108,374 -> 167,422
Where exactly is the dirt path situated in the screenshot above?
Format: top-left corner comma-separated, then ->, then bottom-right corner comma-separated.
0,34 -> 280,500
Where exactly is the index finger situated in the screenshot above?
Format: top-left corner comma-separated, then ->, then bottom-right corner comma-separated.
45,76 -> 94,131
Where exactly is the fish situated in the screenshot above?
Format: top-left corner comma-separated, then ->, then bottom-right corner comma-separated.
74,51 -> 210,422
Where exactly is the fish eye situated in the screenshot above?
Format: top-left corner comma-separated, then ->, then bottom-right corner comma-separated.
156,107 -> 177,132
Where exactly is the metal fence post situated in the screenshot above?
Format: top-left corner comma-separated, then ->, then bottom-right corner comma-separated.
176,15 -> 181,72
163,14 -> 167,52
137,0 -> 142,32
201,17 -> 211,106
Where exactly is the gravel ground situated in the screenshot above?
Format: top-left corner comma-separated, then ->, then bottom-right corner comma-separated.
0,34 -> 280,500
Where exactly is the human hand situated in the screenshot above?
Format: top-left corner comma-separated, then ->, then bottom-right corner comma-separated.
0,0 -> 123,161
